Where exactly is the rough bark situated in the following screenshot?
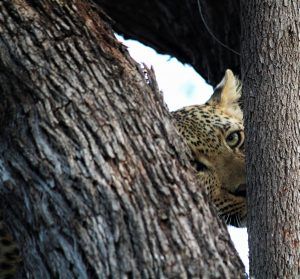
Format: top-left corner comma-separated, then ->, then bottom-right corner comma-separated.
95,0 -> 241,86
0,0 -> 244,277
241,1 -> 300,278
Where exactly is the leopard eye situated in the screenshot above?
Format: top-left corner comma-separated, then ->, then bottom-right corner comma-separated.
226,131 -> 242,148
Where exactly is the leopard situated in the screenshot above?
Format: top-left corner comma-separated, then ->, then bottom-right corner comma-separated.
172,69 -> 246,227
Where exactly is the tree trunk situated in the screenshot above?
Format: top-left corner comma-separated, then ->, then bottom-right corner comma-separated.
0,0 -> 244,277
95,0 -> 241,86
241,1 -> 300,277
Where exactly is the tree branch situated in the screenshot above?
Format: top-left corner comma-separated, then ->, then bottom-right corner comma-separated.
95,0 -> 241,85
0,0 -> 244,277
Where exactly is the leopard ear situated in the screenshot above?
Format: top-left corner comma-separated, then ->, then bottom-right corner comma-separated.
206,69 -> 241,108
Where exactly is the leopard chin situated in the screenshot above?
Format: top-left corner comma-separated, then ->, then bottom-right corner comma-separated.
221,212 -> 247,228
222,184 -> 247,227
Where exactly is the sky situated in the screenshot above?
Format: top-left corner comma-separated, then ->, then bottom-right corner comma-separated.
117,35 -> 249,272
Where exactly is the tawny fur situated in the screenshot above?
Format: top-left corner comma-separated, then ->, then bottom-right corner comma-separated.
172,69 -> 246,227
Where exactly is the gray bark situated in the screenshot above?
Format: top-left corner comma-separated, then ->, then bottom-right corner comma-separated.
0,0 -> 244,277
241,1 -> 300,278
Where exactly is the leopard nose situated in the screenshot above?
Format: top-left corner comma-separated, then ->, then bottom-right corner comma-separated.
234,183 -> 246,198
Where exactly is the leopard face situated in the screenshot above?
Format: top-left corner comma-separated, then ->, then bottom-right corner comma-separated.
172,70 -> 246,227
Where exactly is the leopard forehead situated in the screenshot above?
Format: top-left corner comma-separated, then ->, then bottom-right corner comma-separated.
172,104 -> 243,154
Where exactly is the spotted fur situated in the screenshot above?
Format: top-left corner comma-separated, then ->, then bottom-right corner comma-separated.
172,69 -> 246,227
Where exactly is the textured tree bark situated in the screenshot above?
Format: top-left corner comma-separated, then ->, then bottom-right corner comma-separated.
0,0 -> 244,277
95,0 -> 241,86
241,1 -> 300,277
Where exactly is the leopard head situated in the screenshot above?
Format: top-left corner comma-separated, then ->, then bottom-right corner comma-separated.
172,70 -> 246,227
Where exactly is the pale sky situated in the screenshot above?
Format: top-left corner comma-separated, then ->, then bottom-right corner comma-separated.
117,35 -> 249,273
